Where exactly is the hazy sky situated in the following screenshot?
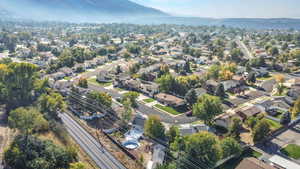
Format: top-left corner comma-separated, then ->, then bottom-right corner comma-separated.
131,0 -> 300,18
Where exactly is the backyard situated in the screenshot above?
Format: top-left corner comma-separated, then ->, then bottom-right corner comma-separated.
154,104 -> 182,115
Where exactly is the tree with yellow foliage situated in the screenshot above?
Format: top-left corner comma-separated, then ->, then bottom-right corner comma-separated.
291,97 -> 300,118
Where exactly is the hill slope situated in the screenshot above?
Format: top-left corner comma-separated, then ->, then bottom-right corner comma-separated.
0,0 -> 167,22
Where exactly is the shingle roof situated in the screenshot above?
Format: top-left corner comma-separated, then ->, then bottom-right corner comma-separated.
235,158 -> 276,169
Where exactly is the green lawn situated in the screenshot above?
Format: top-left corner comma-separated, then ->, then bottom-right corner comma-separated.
154,104 -> 181,115
257,76 -> 273,81
264,118 -> 282,131
87,77 -> 112,87
217,149 -> 262,169
63,76 -> 72,81
281,144 -> 300,159
191,120 -> 204,125
143,98 -> 155,103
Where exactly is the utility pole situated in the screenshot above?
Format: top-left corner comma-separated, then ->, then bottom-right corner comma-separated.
96,127 -> 104,152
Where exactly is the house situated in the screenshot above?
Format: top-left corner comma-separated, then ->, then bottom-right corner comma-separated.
73,63 -> 86,73
179,124 -> 197,136
214,113 -> 242,129
132,113 -> 146,129
155,93 -> 185,108
253,68 -> 269,78
194,88 -> 207,98
50,72 -> 65,80
140,81 -> 159,97
232,75 -> 246,85
147,144 -> 166,169
269,155 -> 300,169
285,77 -> 300,88
96,71 -> 113,83
258,98 -> 290,112
261,79 -> 276,93
178,124 -> 212,136
59,67 -> 73,76
221,80 -> 242,93
126,79 -> 142,91
235,157 -> 276,169
287,85 -> 300,100
52,80 -> 73,95
236,106 -> 262,121
205,80 -> 219,94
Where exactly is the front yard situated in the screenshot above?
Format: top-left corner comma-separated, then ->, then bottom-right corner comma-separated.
281,144 -> 300,160
143,98 -> 155,103
87,77 -> 112,87
154,104 -> 182,115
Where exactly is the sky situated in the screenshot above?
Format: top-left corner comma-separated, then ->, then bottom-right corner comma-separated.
130,0 -> 300,18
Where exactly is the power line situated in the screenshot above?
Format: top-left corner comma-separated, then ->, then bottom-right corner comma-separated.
67,91 -> 213,169
66,91 -> 213,169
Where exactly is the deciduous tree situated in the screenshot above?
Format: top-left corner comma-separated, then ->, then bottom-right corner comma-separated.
252,119 -> 271,143
144,115 -> 165,140
193,94 -> 223,125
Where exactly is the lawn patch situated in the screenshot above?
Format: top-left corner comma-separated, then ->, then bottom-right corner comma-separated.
154,104 -> 181,115
281,144 -> 300,160
87,77 -> 112,87
264,118 -> 282,131
143,98 -> 155,103
63,76 -> 72,81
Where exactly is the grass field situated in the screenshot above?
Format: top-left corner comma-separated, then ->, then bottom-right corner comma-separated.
281,144 -> 300,159
87,77 -> 112,87
154,104 -> 181,115
143,98 -> 155,103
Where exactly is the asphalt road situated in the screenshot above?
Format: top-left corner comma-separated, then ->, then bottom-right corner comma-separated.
59,112 -> 126,169
236,37 -> 254,59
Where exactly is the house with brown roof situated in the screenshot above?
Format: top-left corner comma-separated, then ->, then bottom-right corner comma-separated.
235,158 -> 277,169
155,93 -> 185,108
236,106 -> 263,121
214,112 -> 242,129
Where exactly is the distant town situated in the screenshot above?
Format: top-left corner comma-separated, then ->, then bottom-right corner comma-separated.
0,21 -> 300,169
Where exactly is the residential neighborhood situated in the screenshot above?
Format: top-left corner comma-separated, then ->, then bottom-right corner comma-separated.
0,19 -> 300,169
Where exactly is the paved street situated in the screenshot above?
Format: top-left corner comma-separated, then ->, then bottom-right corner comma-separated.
59,112 -> 126,169
236,37 -> 254,59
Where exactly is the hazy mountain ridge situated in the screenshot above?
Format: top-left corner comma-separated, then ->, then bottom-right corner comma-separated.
0,0 -> 300,29
0,0 -> 167,22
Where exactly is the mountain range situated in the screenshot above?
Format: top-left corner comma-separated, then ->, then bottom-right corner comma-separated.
1,0 -> 300,30
0,0 -> 167,22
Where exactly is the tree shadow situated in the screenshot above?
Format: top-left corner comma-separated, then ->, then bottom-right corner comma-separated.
256,141 -> 282,155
